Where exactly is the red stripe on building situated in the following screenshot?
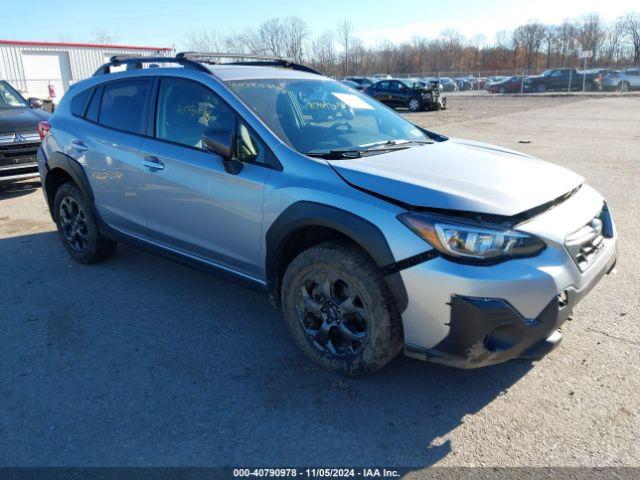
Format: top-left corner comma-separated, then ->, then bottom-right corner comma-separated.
0,39 -> 172,51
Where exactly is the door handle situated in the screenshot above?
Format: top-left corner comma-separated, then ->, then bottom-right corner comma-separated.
142,155 -> 164,171
70,139 -> 88,153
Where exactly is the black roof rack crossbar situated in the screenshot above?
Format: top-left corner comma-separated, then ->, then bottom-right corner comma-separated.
176,52 -> 320,74
93,56 -> 210,76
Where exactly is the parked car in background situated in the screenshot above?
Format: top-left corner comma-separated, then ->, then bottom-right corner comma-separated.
486,76 -> 528,94
341,80 -> 364,91
527,68 -> 597,92
485,76 -> 507,87
372,73 -> 392,79
583,68 -> 616,91
0,80 -> 49,184
420,77 -> 443,91
367,78 -> 446,111
602,68 -> 640,92
438,77 -> 457,92
468,77 -> 486,90
344,76 -> 374,89
455,78 -> 473,91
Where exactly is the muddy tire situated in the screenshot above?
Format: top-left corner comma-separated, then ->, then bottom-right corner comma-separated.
54,182 -> 117,264
281,241 -> 403,376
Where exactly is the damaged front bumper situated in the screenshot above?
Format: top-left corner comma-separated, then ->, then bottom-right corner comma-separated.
405,249 -> 616,368
398,186 -> 617,368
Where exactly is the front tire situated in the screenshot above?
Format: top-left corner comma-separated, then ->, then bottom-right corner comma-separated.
619,81 -> 630,93
54,182 -> 117,264
281,241 -> 403,375
408,97 -> 422,112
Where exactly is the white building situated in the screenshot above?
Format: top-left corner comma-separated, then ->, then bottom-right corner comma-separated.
0,40 -> 172,102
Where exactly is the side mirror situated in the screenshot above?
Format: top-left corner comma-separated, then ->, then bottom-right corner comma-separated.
202,128 -> 243,175
29,97 -> 43,109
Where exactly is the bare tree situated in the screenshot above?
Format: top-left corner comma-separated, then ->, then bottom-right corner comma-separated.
259,18 -> 286,57
622,13 -> 640,63
513,22 -> 546,70
310,31 -> 337,75
577,14 -> 605,61
601,19 -> 625,64
281,17 -> 309,62
91,30 -> 119,45
183,30 -> 226,52
181,12 -> 640,77
337,19 -> 353,75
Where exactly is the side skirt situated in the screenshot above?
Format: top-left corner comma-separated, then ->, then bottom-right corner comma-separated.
98,220 -> 268,294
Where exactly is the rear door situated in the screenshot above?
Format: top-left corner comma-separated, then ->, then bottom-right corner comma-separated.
75,78 -> 151,237
625,69 -> 640,89
372,81 -> 391,105
389,81 -> 408,106
139,76 -> 270,278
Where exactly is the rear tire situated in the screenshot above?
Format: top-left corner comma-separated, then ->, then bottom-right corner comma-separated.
281,241 -> 403,376
54,182 -> 117,264
537,84 -> 546,93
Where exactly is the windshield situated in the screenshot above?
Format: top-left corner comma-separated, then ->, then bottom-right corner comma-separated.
226,78 -> 432,155
0,81 -> 29,108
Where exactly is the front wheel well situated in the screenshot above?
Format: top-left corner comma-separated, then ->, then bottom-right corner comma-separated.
270,226 -> 366,306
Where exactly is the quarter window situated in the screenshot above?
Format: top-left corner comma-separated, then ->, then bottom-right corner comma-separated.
155,77 -> 235,149
70,87 -> 93,117
98,80 -> 151,135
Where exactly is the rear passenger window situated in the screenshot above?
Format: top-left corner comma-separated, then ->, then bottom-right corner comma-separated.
99,80 -> 150,135
70,87 -> 93,117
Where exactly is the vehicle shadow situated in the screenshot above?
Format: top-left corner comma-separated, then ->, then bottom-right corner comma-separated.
1,232 -> 534,467
0,180 -> 41,200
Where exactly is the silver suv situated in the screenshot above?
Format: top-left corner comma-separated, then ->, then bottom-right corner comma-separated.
37,53 -> 618,374
602,68 -> 640,92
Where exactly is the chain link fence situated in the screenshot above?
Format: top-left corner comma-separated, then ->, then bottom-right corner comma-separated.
379,66 -> 639,96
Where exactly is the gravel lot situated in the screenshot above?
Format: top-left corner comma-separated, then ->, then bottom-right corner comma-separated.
1,96 -> 639,469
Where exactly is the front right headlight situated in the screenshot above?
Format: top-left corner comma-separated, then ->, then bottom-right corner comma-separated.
398,212 -> 546,264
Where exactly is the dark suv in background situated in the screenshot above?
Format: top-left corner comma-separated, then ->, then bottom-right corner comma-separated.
366,79 -> 446,111
0,80 -> 49,184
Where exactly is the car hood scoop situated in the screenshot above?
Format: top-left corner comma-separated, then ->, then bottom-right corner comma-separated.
328,138 -> 584,217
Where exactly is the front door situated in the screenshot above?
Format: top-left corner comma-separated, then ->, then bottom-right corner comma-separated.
140,77 -> 270,279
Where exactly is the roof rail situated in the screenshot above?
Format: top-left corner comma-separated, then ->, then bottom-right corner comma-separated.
176,52 -> 321,75
93,55 -> 210,76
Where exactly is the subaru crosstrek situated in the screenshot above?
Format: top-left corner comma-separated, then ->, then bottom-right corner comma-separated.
37,53 -> 617,375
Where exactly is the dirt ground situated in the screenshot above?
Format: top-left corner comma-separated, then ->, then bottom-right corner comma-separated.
1,96 -> 639,469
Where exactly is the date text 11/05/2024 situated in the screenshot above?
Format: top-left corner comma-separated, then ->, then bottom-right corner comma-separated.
232,468 -> 401,478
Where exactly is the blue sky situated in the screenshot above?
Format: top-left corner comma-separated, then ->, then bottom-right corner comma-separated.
4,0 -> 637,49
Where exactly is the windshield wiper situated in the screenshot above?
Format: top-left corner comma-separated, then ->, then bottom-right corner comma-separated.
305,149 -> 365,159
305,139 -> 433,159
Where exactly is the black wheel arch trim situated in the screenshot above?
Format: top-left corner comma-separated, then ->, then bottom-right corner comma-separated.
42,149 -> 95,218
265,201 -> 409,313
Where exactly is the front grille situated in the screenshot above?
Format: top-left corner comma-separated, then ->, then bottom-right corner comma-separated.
565,204 -> 613,272
0,131 -> 40,145
0,141 -> 40,170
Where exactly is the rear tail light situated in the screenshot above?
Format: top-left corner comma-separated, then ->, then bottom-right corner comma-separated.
38,121 -> 51,140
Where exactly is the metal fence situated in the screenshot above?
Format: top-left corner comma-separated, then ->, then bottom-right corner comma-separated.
382,67 -> 638,95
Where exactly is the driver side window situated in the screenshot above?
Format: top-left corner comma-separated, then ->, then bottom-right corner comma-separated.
156,77 -> 234,149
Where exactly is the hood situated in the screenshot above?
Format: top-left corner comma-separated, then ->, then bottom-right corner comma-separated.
328,138 -> 584,217
0,107 -> 49,133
